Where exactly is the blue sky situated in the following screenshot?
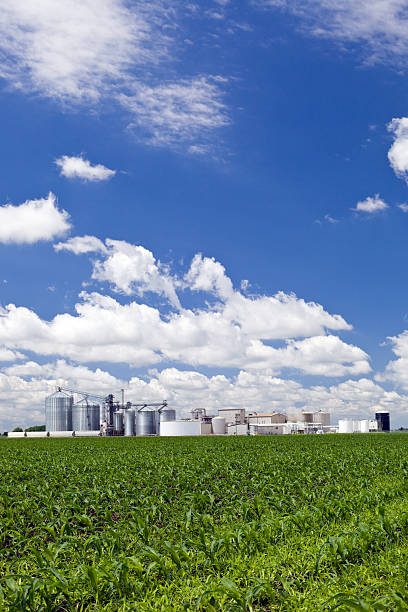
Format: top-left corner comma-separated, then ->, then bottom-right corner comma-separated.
1,0 -> 408,429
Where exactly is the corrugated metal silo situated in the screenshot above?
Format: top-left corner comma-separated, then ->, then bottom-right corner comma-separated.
136,410 -> 156,436
45,390 -> 73,431
124,410 -> 136,436
160,409 -> 176,423
113,411 -> 124,433
72,401 -> 100,431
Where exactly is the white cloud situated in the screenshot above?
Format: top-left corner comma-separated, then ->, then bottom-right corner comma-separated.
0,348 -> 24,361
0,1 -> 229,151
376,331 -> 408,391
91,240 -> 181,307
388,118 -> 408,182
256,0 -> 408,66
0,236 -> 369,376
354,194 -> 388,213
324,214 -> 339,223
399,203 -> 408,212
0,0 -> 168,102
55,155 -> 116,181
119,77 -> 230,147
0,193 -> 71,244
54,235 -> 107,255
185,253 -> 233,299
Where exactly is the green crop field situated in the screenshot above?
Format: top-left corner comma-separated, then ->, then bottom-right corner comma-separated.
2,435 -> 408,611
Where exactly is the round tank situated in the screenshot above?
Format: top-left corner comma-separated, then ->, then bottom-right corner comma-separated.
113,411 -> 124,433
136,410 -> 156,436
338,419 -> 353,434
212,416 -> 226,435
360,420 -> 369,433
45,390 -> 73,431
72,401 -> 100,431
160,409 -> 176,423
124,410 -> 136,436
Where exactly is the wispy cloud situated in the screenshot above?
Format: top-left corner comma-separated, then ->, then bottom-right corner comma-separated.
0,0 -> 229,153
119,77 -> 230,148
255,0 -> 408,67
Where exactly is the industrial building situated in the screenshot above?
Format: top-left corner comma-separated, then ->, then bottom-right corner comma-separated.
6,386 -> 391,438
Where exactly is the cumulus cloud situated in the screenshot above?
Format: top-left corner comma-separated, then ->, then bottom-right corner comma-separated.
388,118 -> 408,182
256,1 -> 408,66
185,253 -> 233,299
376,330 -> 408,391
91,240 -> 181,307
0,1 -> 229,151
354,194 -> 388,213
55,155 -> 116,181
0,193 -> 71,244
0,237 -> 369,375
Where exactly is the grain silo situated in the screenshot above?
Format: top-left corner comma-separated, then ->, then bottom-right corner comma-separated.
136,410 -> 156,436
45,389 -> 73,431
72,401 -> 100,431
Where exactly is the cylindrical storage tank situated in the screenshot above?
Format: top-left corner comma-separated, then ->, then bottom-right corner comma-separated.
160,409 -> 176,423
113,411 -> 124,433
136,410 -> 156,436
72,402 -> 100,432
212,416 -> 226,435
338,419 -> 353,434
302,412 -> 314,423
124,410 -> 136,436
360,420 -> 369,433
45,390 -> 73,431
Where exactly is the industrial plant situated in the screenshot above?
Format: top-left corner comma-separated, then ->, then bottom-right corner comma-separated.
6,386 -> 392,438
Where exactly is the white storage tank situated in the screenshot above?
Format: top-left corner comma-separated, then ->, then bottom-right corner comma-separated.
160,420 -> 210,436
359,420 -> 369,433
212,416 -> 226,435
338,419 -> 353,433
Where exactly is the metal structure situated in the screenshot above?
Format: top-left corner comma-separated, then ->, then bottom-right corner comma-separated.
160,409 -> 176,423
124,410 -> 136,436
376,411 -> 390,432
45,389 -> 73,431
72,400 -> 100,431
113,411 -> 124,434
136,410 -> 156,436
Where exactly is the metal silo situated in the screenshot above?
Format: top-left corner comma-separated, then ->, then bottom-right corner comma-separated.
160,409 -> 176,423
72,401 -> 100,431
136,410 -> 156,436
113,411 -> 124,434
124,410 -> 136,436
45,390 -> 73,431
